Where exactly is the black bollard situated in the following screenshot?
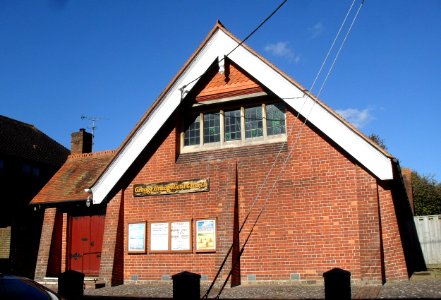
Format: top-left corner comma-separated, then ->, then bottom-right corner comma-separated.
172,271 -> 201,300
58,270 -> 85,300
323,268 -> 351,300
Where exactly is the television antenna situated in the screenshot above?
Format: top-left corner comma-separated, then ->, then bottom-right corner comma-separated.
80,115 -> 107,144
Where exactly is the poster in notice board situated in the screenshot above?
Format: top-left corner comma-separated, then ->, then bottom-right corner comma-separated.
128,222 -> 146,253
196,219 -> 216,251
171,221 -> 191,251
150,222 -> 169,251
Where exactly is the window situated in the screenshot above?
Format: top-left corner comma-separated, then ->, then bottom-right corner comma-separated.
184,115 -> 200,146
224,109 -> 241,141
32,167 -> 40,177
22,164 -> 31,174
245,106 -> 263,138
266,103 -> 286,135
182,102 -> 286,152
203,112 -> 220,143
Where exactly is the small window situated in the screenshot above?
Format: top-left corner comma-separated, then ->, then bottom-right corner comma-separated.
203,112 -> 220,143
224,109 -> 241,141
245,106 -> 263,138
184,115 -> 200,146
32,167 -> 40,177
266,103 -> 286,135
22,164 -> 31,174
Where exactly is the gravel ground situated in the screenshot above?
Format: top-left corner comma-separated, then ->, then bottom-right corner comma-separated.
83,278 -> 441,299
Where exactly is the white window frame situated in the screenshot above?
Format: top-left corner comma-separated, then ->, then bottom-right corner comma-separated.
181,102 -> 287,153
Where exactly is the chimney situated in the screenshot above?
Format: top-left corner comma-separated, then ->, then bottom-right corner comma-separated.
71,128 -> 92,154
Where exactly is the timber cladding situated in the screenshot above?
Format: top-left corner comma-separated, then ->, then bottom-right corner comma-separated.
102,108 -> 409,284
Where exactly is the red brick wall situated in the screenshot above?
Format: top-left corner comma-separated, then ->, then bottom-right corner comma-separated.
377,183 -> 408,280
116,107 -> 408,284
100,191 -> 124,286
35,208 -> 57,280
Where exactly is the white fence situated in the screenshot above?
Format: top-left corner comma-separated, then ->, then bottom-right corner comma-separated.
414,215 -> 441,266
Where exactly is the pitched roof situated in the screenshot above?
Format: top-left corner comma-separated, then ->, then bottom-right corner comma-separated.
89,21 -> 396,205
30,150 -> 115,205
0,115 -> 69,166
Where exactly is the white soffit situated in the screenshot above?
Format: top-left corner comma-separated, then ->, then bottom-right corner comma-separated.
227,45 -> 394,181
91,27 -> 393,204
91,30 -> 237,204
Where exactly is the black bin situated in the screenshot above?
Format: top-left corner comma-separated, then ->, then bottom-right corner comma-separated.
323,268 -> 351,300
58,270 -> 85,299
172,271 -> 201,300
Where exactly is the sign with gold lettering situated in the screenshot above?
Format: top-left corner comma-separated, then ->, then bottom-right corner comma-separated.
133,179 -> 209,196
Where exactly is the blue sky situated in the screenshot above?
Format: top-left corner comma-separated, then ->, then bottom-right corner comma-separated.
1,0 -> 440,181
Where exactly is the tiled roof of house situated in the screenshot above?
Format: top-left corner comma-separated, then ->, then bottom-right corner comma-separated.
30,150 -> 115,205
0,115 -> 69,166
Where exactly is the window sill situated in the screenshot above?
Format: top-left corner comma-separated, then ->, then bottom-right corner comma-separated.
180,135 -> 287,154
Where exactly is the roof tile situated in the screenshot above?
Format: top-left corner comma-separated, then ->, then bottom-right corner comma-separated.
195,61 -> 264,101
0,115 -> 69,166
31,150 -> 115,204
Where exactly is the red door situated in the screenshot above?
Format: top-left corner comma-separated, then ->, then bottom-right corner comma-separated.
69,215 -> 105,276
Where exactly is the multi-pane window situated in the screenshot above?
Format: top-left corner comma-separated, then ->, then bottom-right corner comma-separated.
224,109 -> 241,141
184,115 -> 200,146
183,102 -> 286,150
266,103 -> 286,135
245,106 -> 263,139
22,164 -> 31,174
203,112 -> 220,143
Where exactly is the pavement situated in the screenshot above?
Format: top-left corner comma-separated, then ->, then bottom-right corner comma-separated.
82,271 -> 441,299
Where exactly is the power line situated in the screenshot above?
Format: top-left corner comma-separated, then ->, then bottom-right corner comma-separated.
205,0 -> 365,297
225,0 -> 288,58
180,0 -> 288,95
316,0 -> 364,98
310,0 -> 357,93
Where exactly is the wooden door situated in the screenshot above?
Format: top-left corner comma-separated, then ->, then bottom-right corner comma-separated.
69,215 -> 105,276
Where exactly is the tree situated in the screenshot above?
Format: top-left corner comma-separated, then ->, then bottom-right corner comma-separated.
412,171 -> 441,216
367,133 -> 440,215
368,133 -> 387,150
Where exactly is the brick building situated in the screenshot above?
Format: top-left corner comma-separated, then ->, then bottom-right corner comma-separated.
31,22 -> 424,287
0,115 -> 69,278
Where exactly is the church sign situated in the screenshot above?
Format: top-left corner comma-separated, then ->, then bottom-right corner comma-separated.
133,178 -> 209,196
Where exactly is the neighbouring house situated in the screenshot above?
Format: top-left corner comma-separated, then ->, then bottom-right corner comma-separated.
30,22 -> 425,287
31,129 -> 114,279
0,115 -> 69,278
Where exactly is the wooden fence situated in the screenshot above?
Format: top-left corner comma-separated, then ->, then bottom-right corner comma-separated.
414,214 -> 441,266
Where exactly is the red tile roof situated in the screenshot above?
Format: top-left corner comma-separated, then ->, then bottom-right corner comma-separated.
31,150 -> 115,205
195,61 -> 264,102
0,115 -> 69,166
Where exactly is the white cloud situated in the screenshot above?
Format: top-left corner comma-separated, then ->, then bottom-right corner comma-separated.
264,42 -> 300,63
309,22 -> 324,39
336,107 -> 373,128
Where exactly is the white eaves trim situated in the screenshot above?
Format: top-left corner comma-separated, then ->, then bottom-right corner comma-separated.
91,27 -> 393,204
91,30 -> 236,204
226,45 -> 394,181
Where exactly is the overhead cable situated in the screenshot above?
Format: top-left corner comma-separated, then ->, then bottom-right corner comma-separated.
209,1 -> 365,298
180,0 -> 288,94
